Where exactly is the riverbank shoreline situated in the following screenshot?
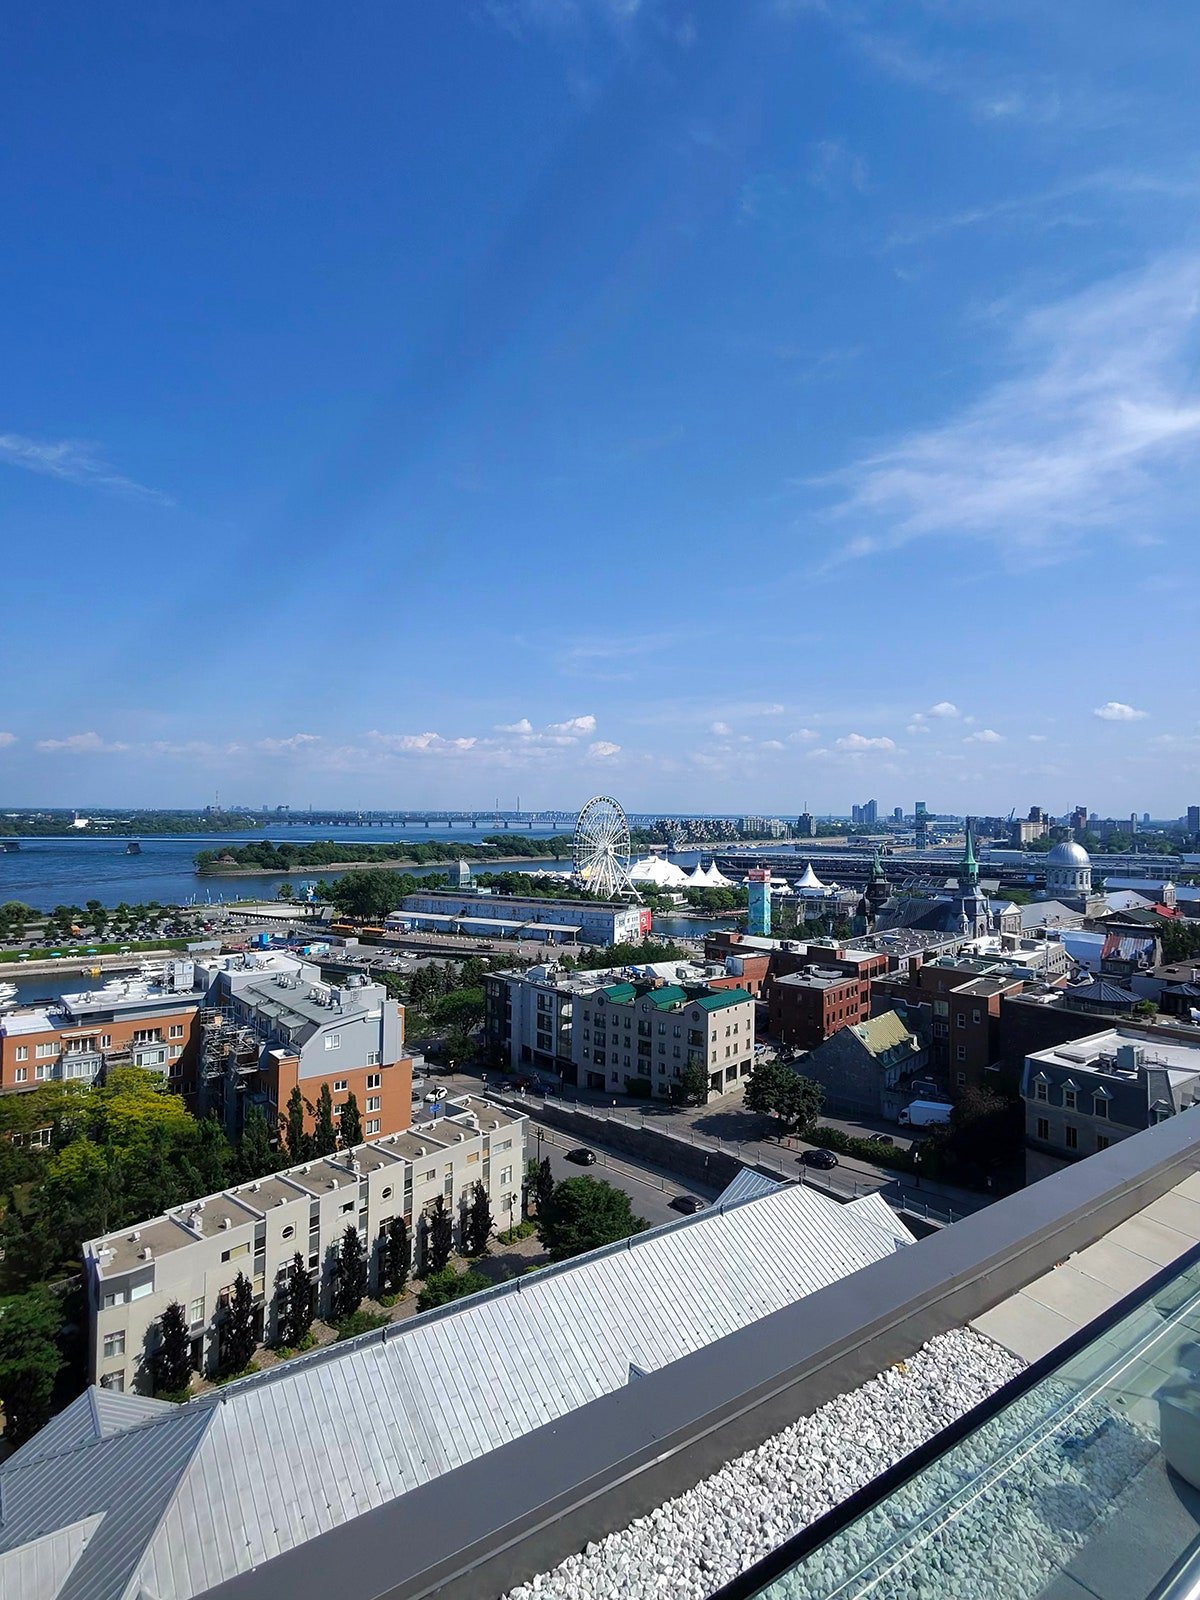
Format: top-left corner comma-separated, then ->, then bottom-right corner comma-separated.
196,852 -> 574,879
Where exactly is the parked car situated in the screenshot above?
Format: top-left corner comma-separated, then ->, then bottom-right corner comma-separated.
800,1148 -> 838,1170
670,1195 -> 706,1214
566,1147 -> 597,1166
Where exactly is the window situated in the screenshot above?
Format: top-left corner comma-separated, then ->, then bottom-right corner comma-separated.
500,1165 -> 512,1186
1034,1080 -> 1048,1102
1064,1088 -> 1077,1111
955,1014 -> 965,1028
955,1045 -> 966,1062
381,1186 -> 393,1200
14,1067 -> 27,1082
220,1242 -> 250,1263
135,1049 -> 166,1068
1094,1097 -> 1109,1119
340,1199 -> 354,1214
36,1042 -> 56,1058
333,1078 -> 348,1092
188,1297 -> 204,1327
956,1071 -> 966,1087
130,1281 -> 152,1301
366,1051 -> 381,1065
103,1331 -> 125,1358
14,1045 -> 27,1062
1036,1117 -> 1049,1141
366,1095 -> 381,1112
1065,1125 -> 1078,1150
366,1118 -> 380,1135
282,1225 -> 294,1240
100,1034 -> 111,1048
168,1024 -> 185,1039
325,1034 -> 341,1051
972,1010 -> 982,1024
1096,1135 -> 1110,1151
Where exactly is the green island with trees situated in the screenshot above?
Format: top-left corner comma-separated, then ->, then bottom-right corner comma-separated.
195,834 -> 573,875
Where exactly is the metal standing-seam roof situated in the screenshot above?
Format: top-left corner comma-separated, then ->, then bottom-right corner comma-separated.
713,1166 -> 786,1207
0,1184 -> 911,1600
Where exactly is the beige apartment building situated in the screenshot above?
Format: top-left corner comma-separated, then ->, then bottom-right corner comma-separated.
82,1096 -> 526,1394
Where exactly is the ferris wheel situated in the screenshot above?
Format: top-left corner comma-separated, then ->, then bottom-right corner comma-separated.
573,795 -> 635,901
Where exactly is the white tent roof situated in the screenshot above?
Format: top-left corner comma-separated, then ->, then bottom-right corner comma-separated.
628,856 -> 691,888
796,862 -> 826,890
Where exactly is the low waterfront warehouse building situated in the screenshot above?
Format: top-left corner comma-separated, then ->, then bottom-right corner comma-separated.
394,890 -> 650,947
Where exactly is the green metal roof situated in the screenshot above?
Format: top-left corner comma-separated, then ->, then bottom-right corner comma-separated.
693,988 -> 754,1011
645,984 -> 688,1008
600,982 -> 636,1002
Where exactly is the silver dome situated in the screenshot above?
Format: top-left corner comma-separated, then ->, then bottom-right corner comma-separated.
1047,839 -> 1090,865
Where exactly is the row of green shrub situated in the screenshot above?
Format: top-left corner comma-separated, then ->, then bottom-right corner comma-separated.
805,1124 -> 920,1174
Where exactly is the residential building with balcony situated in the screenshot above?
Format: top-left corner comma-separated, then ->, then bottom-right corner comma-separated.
82,1095 -> 526,1394
0,960 -> 201,1097
573,977 -> 755,1100
191,952 -> 411,1141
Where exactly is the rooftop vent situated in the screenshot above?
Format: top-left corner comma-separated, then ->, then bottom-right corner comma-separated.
251,1181 -> 261,1191
139,1246 -> 153,1261
220,1217 -> 231,1230
129,1230 -> 141,1242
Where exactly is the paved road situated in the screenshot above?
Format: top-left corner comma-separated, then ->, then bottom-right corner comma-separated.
525,1115 -> 717,1230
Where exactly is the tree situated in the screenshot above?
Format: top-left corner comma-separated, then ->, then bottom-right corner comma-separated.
426,1194 -> 453,1274
279,1253 -> 314,1347
417,1266 -> 490,1312
0,1286 -> 61,1446
312,1083 -> 337,1157
333,1226 -> 368,1320
327,868 -> 410,922
380,1215 -> 411,1298
921,1087 -> 1023,1186
277,881 -> 294,901
681,1060 -> 711,1106
463,1180 -> 492,1257
219,1271 -> 256,1377
339,1091 -> 363,1149
152,1301 -> 193,1396
744,1060 -> 824,1133
236,1106 -> 277,1182
534,1157 -> 555,1217
536,1177 -> 646,1262
283,1086 -> 310,1162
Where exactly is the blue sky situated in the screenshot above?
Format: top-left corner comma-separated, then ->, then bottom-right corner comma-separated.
2,1 -> 1199,816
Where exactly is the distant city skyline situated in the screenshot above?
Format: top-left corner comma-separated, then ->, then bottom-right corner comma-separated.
1,6 -> 1198,810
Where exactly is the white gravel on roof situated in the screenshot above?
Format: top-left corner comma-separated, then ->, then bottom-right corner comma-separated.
501,1327 -> 1024,1600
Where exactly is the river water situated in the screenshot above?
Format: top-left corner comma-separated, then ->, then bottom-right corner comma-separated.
0,826 -> 734,927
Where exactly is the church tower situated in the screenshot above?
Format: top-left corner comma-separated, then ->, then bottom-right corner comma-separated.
957,819 -> 990,937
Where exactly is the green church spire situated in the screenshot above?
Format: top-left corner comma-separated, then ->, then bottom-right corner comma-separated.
961,818 -> 979,888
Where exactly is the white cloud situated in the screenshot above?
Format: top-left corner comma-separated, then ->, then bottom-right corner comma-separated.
1028,733 -> 1048,742
824,256 -> 1200,558
761,739 -> 786,751
36,731 -> 130,754
905,722 -> 931,735
1093,701 -> 1148,721
835,733 -> 896,751
546,714 -> 597,736
788,728 -> 818,742
711,721 -> 733,736
588,740 -> 621,759
928,701 -> 960,718
0,732 -> 15,748
495,718 -> 534,734
255,733 -> 320,754
964,728 -> 1004,743
367,731 -> 477,755
0,432 -> 172,504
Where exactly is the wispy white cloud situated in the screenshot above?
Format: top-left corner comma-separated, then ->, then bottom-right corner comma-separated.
495,718 -> 535,734
808,137 -> 868,195
255,733 -> 321,754
0,432 -> 172,505
36,731 -> 130,754
928,700 -> 960,718
835,733 -> 896,751
711,720 -> 733,736
964,728 -> 1004,743
1094,701 -> 1148,721
588,740 -> 621,758
0,732 -> 15,749
822,255 -> 1200,560
788,727 -> 818,742
547,714 -> 597,735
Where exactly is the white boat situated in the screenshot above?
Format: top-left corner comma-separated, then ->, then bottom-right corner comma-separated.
0,981 -> 18,1009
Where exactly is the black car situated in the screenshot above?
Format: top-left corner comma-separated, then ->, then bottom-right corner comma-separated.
800,1148 -> 839,1170
566,1147 -> 597,1166
670,1195 -> 706,1215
